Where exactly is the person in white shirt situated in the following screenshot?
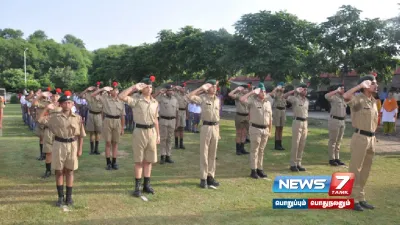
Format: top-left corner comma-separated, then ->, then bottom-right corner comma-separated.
381,91 -> 398,135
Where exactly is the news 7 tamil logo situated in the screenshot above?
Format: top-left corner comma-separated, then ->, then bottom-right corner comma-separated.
272,172 -> 355,196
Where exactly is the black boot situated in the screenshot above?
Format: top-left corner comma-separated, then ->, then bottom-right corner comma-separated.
297,165 -> 306,171
165,156 -> 174,163
335,159 -> 345,166
56,185 -> 64,207
112,158 -> 119,170
106,158 -> 112,170
250,169 -> 259,179
353,202 -> 364,211
143,177 -> 155,194
200,179 -> 207,188
37,144 -> 44,160
245,138 -> 250,143
277,140 -> 285,150
65,186 -> 73,206
175,137 -> 179,149
256,169 -> 267,178
94,141 -> 100,155
179,138 -> 185,149
89,142 -> 94,155
133,179 -> 142,197
42,163 -> 52,178
236,143 -> 242,155
207,175 -> 220,187
160,155 -> 165,164
329,160 -> 339,166
290,166 -> 299,172
240,143 -> 249,154
360,201 -> 375,209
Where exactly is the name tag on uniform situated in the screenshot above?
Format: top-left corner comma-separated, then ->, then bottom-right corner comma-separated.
257,107 -> 262,109
206,103 -> 211,105
364,107 -> 370,109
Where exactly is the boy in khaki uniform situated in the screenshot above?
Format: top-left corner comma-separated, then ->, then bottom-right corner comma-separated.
343,75 -> 378,211
32,88 -> 52,161
270,82 -> 287,150
173,83 -> 188,149
187,79 -> 221,189
284,83 -> 309,172
325,84 -> 347,166
92,82 -> 126,170
80,82 -> 103,155
38,91 -> 85,207
153,84 -> 178,164
119,76 -> 160,197
228,84 -> 250,155
41,88 -> 63,178
240,83 -> 272,179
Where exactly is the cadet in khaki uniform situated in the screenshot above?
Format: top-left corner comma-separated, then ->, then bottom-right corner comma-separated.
187,79 -> 221,189
80,82 -> 103,155
153,84 -> 178,164
92,82 -> 126,170
343,75 -> 378,211
325,84 -> 347,166
240,83 -> 272,179
33,88 -> 52,161
228,84 -> 250,155
284,83 -> 309,172
270,82 -> 287,150
38,91 -> 85,207
119,76 -> 160,197
173,83 -> 188,149
41,88 -> 63,178
0,95 -> 4,130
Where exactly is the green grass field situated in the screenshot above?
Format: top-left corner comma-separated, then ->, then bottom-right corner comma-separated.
1,104 -> 399,225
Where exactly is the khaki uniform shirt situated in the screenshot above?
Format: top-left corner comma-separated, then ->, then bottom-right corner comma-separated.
39,112 -> 86,139
174,92 -> 188,109
273,91 -> 287,108
126,94 -> 159,125
100,95 -> 126,117
84,92 -> 103,112
189,94 -> 220,122
287,95 -> 309,118
231,93 -> 249,114
35,98 -> 51,121
347,93 -> 378,132
325,93 -> 347,117
157,95 -> 178,117
247,96 -> 272,126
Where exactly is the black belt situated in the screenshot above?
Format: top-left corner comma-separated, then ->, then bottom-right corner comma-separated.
251,123 -> 267,129
276,107 -> 286,110
89,110 -> 101,115
160,116 -> 176,120
237,112 -> 249,116
55,136 -> 77,143
294,117 -> 307,121
105,114 -> 120,119
355,129 -> 375,137
331,115 -> 345,120
179,108 -> 186,111
203,121 -> 219,126
136,123 -> 155,129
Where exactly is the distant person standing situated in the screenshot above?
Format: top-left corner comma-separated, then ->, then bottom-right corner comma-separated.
325,84 -> 346,166
381,91 -> 398,135
379,87 -> 388,104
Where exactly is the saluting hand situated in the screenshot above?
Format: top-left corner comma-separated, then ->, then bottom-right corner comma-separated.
360,80 -> 372,89
135,83 -> 147,91
237,86 -> 244,91
336,86 -> 344,92
87,86 -> 95,91
201,83 -> 212,91
103,86 -> 113,92
253,88 -> 261,95
46,103 -> 55,110
296,87 -> 304,93
41,91 -> 52,97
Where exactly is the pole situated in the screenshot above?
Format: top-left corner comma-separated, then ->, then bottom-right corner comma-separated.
24,48 -> 28,87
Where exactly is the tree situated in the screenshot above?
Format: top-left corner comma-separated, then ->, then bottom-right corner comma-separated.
0,28 -> 24,39
48,67 -> 76,89
320,5 -> 399,82
28,30 -> 48,42
62,34 -> 86,49
0,69 -> 39,91
233,11 -> 316,82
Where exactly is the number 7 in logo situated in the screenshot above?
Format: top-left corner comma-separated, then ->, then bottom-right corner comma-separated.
328,172 -> 355,196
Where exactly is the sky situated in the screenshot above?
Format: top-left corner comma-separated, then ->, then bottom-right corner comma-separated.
1,0 -> 399,50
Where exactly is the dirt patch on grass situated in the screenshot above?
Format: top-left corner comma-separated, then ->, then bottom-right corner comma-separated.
100,150 -> 130,158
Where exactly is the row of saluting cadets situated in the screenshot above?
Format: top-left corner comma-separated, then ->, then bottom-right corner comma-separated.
26,74 -> 378,211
